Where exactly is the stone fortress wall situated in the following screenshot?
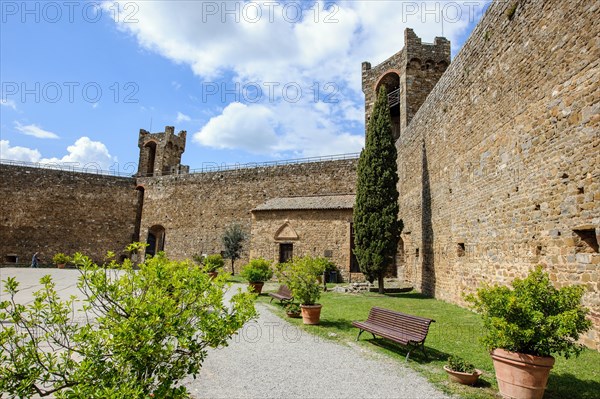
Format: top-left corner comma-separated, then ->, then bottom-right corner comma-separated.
391,0 -> 599,349
136,159 -> 358,267
0,164 -> 139,264
0,0 -> 598,349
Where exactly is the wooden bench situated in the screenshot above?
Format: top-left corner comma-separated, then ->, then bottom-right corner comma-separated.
269,285 -> 293,303
352,307 -> 435,361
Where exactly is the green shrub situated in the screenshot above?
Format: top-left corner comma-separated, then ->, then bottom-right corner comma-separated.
447,355 -> 475,373
285,303 -> 301,314
466,266 -> 592,358
203,254 -> 224,272
52,252 -> 71,265
0,248 -> 256,398
277,256 -> 327,305
240,258 -> 273,282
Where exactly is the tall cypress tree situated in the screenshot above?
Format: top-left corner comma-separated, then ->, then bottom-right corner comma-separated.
354,86 -> 400,294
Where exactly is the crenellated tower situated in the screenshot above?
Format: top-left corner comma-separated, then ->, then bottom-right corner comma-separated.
136,126 -> 189,177
362,28 -> 450,141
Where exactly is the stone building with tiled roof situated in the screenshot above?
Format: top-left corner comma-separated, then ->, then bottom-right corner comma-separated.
251,194 -> 360,281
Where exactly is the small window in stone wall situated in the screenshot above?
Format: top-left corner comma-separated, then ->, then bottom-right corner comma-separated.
573,229 -> 599,253
4,255 -> 18,263
457,243 -> 466,257
279,243 -> 294,263
415,248 -> 420,258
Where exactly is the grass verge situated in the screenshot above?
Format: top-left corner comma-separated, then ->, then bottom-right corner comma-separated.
257,290 -> 600,399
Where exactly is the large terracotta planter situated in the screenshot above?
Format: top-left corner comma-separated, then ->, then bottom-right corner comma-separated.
300,304 -> 322,325
57,263 -> 66,269
491,349 -> 555,399
443,366 -> 483,386
248,281 -> 264,294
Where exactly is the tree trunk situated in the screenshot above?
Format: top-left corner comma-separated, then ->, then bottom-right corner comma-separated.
231,259 -> 235,275
378,270 -> 385,294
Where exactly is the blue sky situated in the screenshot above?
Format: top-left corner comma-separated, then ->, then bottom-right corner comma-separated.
1,1 -> 490,173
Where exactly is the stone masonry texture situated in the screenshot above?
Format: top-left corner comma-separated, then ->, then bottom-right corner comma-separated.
0,165 -> 138,264
390,0 -> 599,349
251,208 -> 354,281
0,0 -> 598,350
136,160 -> 358,271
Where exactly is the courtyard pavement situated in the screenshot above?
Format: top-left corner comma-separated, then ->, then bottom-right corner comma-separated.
0,268 -> 451,399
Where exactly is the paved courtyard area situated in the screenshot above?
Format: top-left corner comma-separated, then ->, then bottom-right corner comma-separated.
1,268 -> 450,399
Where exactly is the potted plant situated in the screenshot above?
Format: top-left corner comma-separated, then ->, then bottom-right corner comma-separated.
52,253 -> 71,269
443,355 -> 482,386
240,258 -> 273,294
202,254 -> 224,279
278,256 -> 327,325
285,303 -> 301,318
466,266 -> 592,399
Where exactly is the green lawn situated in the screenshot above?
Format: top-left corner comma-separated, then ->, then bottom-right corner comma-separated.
257,290 -> 600,399
226,274 -> 247,284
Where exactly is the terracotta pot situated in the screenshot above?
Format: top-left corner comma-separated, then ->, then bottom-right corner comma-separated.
248,281 -> 264,294
443,366 -> 483,386
208,271 -> 218,279
286,311 -> 301,318
491,348 -> 555,399
300,304 -> 322,325
57,263 -> 66,269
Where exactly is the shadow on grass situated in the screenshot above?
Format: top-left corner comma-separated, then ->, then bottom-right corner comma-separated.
383,292 -> 432,300
361,337 -> 451,364
318,318 -> 356,334
545,373 -> 600,399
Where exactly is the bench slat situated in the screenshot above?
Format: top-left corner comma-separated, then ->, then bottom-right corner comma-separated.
352,306 -> 435,360
269,285 -> 293,303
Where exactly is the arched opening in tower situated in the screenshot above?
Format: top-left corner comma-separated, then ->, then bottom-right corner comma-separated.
144,142 -> 157,177
146,224 -> 165,257
376,72 -> 401,140
133,186 -> 145,242
163,141 -> 174,175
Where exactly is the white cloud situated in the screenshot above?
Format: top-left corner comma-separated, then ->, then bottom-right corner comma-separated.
176,112 -> 191,123
1,137 -> 116,169
41,137 -> 116,169
0,140 -> 41,162
193,100 -> 364,157
14,121 -> 60,139
105,0 -> 487,156
194,102 -> 278,153
1,98 -> 17,111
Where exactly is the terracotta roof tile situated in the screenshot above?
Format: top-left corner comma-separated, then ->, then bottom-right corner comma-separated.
252,194 -> 355,211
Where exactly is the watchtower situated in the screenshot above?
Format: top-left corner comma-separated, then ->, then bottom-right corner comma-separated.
362,28 -> 450,141
136,126 -> 189,177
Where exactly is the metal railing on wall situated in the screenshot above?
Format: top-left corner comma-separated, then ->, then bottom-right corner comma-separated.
186,153 -> 361,175
0,159 -> 133,177
1,152 -> 361,178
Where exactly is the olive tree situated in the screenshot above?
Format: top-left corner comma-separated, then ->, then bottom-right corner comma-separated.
221,223 -> 247,275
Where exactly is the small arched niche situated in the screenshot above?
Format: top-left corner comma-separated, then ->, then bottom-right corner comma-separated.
146,224 -> 166,257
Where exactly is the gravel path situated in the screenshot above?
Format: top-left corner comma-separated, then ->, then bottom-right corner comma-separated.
184,300 -> 451,399
1,271 -> 451,399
